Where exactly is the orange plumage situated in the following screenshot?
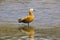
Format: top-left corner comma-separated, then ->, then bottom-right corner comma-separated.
18,8 -> 34,26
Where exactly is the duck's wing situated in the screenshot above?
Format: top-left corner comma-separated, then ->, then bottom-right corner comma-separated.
18,16 -> 30,23
21,16 -> 31,23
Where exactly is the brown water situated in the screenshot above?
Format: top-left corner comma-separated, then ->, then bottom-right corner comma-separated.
0,0 -> 60,40
0,24 -> 60,40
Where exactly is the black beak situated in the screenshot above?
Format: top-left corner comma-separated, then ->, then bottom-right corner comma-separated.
33,10 -> 36,12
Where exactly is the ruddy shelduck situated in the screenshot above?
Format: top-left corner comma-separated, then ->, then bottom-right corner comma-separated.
18,8 -> 34,27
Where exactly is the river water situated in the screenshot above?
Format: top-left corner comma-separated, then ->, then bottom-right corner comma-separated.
0,0 -> 60,27
0,0 -> 60,40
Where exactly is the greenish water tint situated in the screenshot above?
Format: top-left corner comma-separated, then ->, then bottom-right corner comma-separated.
0,24 -> 60,40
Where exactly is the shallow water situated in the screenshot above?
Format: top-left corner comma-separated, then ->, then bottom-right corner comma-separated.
0,25 -> 60,40
0,0 -> 60,40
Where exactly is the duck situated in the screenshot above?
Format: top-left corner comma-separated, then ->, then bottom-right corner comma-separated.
18,8 -> 34,27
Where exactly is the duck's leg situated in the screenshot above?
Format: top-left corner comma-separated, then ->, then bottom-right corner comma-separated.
28,23 -> 29,27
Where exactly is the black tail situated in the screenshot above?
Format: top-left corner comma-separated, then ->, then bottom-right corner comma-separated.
18,19 -> 22,23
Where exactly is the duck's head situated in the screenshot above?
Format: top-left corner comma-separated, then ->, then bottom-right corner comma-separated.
29,8 -> 34,15
29,8 -> 33,12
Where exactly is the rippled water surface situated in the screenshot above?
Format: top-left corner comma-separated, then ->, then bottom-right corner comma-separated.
0,0 -> 60,27
0,0 -> 60,40
0,25 -> 60,40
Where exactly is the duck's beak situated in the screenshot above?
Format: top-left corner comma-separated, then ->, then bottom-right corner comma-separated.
33,9 -> 36,12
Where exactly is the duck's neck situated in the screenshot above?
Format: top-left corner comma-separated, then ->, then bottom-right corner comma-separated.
29,11 -> 34,16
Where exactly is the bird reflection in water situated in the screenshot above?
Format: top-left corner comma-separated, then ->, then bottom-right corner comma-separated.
19,26 -> 35,40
